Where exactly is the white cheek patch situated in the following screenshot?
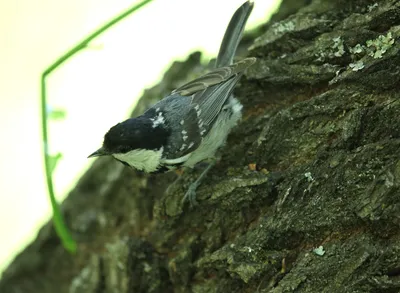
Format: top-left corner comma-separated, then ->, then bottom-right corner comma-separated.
113,148 -> 163,173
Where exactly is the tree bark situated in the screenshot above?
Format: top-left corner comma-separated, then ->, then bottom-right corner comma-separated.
2,0 -> 400,292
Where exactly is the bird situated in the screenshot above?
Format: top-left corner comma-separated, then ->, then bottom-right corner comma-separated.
88,0 -> 256,206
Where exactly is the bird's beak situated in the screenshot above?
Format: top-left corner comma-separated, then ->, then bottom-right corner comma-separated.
88,147 -> 107,158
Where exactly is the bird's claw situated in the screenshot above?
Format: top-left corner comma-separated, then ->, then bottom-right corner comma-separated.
182,182 -> 199,207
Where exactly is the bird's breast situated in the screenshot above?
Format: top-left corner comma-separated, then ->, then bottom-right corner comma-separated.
112,147 -> 163,173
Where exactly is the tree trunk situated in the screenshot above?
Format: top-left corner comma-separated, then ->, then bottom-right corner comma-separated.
2,0 -> 400,292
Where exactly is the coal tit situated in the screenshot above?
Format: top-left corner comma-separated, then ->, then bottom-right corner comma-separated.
89,1 -> 255,205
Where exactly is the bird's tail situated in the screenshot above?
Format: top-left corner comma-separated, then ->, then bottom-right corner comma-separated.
215,0 -> 254,68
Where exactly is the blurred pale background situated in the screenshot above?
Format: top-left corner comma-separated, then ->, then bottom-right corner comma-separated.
0,0 -> 280,274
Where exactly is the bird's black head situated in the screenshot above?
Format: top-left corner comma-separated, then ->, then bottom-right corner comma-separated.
88,116 -> 170,157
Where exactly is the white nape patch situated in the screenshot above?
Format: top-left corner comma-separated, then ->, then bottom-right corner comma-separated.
182,130 -> 187,135
180,120 -> 184,125
151,112 -> 165,128
113,147 -> 163,172
183,135 -> 188,141
188,142 -> 194,149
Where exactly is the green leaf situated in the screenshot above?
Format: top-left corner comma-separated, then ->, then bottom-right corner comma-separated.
40,0 -> 153,254
48,153 -> 63,174
48,108 -> 67,120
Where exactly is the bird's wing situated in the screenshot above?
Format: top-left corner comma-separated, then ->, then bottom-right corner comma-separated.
173,57 -> 255,127
158,57 -> 255,162
172,57 -> 255,96
160,104 -> 203,164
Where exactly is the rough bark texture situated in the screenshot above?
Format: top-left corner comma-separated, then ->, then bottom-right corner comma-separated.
2,0 -> 400,292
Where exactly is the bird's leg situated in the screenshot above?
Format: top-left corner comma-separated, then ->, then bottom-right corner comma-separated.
182,159 -> 216,207
166,169 -> 185,195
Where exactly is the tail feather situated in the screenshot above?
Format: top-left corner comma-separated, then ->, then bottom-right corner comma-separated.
215,0 -> 254,68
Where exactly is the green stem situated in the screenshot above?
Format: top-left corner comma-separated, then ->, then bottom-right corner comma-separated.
40,0 -> 153,253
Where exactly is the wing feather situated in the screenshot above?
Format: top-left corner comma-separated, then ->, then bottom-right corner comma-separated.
173,57 -> 255,128
158,57 -> 255,164
172,57 -> 255,96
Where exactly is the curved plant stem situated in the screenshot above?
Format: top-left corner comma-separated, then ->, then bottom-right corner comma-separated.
40,0 -> 153,253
